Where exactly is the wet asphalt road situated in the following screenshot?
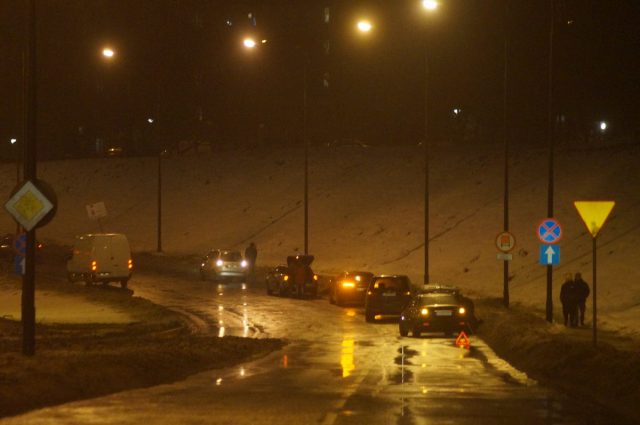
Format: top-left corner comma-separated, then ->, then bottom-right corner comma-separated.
2,274 -> 633,425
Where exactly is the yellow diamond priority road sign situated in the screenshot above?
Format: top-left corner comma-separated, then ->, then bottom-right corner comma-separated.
574,201 -> 615,237
4,180 -> 54,231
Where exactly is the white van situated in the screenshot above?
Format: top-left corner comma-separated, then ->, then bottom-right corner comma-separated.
67,233 -> 133,288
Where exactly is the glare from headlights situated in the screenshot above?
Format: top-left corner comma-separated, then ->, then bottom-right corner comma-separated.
216,259 -> 224,267
421,308 -> 429,316
342,281 -> 355,288
284,275 -> 289,281
241,260 -> 248,267
458,307 -> 466,315
355,275 -> 361,282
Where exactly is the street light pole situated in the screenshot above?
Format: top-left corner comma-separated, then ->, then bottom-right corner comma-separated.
502,0 -> 510,308
423,35 -> 430,285
421,0 -> 438,285
303,59 -> 309,255
157,151 -> 162,253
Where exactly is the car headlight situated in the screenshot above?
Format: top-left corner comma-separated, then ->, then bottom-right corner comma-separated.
421,308 -> 429,316
355,275 -> 361,282
241,260 -> 248,267
342,281 -> 355,288
284,275 -> 289,281
458,307 -> 466,315
216,259 -> 223,267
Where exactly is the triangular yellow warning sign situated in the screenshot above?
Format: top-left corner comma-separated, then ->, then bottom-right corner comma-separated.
574,201 -> 615,237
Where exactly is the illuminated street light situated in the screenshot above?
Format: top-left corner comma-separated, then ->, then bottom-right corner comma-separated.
357,20 -> 373,33
243,38 -> 257,49
599,121 -> 608,132
102,47 -> 115,59
422,0 -> 439,11
10,138 -> 17,145
148,118 -> 154,124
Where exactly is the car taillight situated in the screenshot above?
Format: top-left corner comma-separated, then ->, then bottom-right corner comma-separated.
128,259 -> 133,270
91,261 -> 97,271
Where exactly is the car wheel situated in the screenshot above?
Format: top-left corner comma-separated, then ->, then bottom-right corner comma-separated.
412,328 -> 421,338
120,279 -> 128,289
399,325 -> 409,337
266,282 -> 273,295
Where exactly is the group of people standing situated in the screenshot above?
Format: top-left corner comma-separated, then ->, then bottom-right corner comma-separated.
560,272 -> 590,327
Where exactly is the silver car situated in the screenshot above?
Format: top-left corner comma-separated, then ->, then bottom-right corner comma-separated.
200,249 -> 248,282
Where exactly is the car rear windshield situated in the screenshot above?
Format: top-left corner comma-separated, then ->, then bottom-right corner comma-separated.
371,277 -> 408,292
419,294 -> 459,306
222,251 -> 242,261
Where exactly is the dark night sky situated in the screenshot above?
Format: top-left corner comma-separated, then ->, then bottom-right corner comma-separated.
1,1 -> 639,159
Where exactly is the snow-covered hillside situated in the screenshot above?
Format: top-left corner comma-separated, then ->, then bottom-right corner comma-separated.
1,141 -> 638,336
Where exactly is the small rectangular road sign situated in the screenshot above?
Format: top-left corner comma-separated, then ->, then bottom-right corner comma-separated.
497,253 -> 513,261
539,245 -> 560,265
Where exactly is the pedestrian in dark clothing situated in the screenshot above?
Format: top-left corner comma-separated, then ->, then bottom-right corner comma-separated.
560,273 -> 579,327
574,272 -> 590,326
244,242 -> 258,278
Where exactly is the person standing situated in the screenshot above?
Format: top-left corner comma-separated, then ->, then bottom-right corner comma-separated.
244,242 -> 257,279
560,273 -> 578,327
574,272 -> 590,326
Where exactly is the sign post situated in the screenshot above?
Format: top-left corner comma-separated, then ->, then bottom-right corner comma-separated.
574,201 -> 615,348
495,231 -> 515,307
537,218 -> 562,322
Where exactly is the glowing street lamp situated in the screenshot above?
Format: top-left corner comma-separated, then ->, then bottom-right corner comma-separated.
422,0 -> 439,11
599,121 -> 608,132
102,47 -> 115,59
243,38 -> 257,49
357,20 -> 373,33
10,138 -> 17,145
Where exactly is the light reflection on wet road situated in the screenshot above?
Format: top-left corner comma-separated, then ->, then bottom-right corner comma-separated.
2,275 -> 633,425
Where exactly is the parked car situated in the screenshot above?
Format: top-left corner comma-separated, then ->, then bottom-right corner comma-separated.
265,265 -> 290,296
364,275 -> 414,322
399,292 -> 471,338
0,233 -> 43,260
284,255 -> 319,298
200,249 -> 248,282
329,271 -> 374,306
67,233 -> 133,288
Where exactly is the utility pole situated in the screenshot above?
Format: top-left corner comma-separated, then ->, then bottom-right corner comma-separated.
22,0 -> 38,356
545,0 -> 556,323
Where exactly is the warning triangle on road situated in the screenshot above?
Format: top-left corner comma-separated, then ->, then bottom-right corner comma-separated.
455,331 -> 470,348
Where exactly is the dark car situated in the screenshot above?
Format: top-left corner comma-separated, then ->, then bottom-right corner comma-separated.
399,293 -> 470,338
364,275 -> 414,322
200,249 -> 248,282
265,265 -> 290,296
0,233 -> 43,260
329,271 -> 374,306
286,255 -> 318,298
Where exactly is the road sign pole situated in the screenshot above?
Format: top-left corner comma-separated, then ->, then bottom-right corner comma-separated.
592,236 -> 597,348
22,0 -> 37,356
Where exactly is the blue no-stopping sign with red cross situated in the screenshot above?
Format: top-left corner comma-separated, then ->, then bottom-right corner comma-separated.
537,218 -> 563,244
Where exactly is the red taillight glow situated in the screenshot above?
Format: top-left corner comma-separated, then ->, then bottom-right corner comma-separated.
91,261 -> 97,271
